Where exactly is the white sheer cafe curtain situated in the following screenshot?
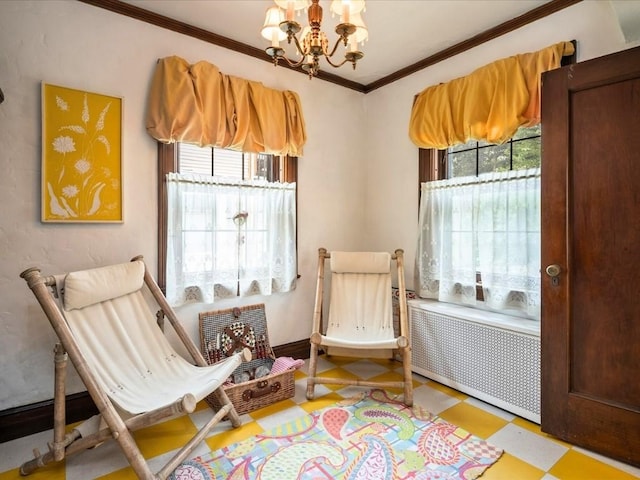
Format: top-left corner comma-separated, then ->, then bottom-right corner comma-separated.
166,172 -> 297,306
416,168 -> 541,319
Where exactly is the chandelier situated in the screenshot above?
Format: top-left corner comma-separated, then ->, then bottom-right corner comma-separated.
261,0 -> 368,78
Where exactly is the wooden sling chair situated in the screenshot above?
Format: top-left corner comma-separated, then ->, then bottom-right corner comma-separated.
19,256 -> 250,479
306,248 -> 413,406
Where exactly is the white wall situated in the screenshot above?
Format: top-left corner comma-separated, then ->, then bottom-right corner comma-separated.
0,0 -> 637,411
362,0 -> 638,290
0,0 -> 366,410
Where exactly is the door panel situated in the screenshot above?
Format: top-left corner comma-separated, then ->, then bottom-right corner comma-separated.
570,78 -> 640,410
541,46 -> 640,467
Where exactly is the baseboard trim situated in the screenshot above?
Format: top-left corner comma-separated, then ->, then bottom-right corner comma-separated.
0,391 -> 99,444
272,338 -> 310,360
0,338 -> 310,444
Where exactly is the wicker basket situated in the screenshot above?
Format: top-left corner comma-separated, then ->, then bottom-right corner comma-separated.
199,303 -> 295,415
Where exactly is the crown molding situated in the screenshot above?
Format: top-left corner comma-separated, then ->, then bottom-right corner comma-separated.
78,0 -> 582,93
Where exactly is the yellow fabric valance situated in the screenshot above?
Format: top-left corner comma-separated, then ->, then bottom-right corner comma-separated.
409,41 -> 575,149
146,56 -> 307,156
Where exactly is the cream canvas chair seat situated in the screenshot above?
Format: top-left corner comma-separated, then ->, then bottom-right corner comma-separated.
19,256 -> 250,479
306,248 -> 413,406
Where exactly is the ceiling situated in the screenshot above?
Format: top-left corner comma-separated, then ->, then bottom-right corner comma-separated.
112,0 -> 574,91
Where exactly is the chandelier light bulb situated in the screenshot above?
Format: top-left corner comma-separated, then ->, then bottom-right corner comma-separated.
341,0 -> 350,24
273,1 -> 310,21
274,0 -> 311,10
329,0 -> 365,17
261,7 -> 287,47
348,12 -> 368,45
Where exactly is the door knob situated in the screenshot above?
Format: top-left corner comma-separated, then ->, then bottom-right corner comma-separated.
545,264 -> 561,277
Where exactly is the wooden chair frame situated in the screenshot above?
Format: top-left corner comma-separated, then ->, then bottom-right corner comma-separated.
18,256 -> 249,479
306,248 -> 414,406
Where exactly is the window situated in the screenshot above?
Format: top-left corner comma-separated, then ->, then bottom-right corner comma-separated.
178,144 -> 280,181
420,124 -> 541,183
158,143 -> 298,305
417,125 -> 541,319
447,124 -> 541,177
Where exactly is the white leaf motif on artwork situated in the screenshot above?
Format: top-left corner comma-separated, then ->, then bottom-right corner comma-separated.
60,196 -> 78,217
55,96 -> 69,111
95,103 -> 111,131
87,183 -> 105,216
60,125 -> 86,134
97,135 -> 111,154
82,94 -> 89,124
47,182 -> 69,218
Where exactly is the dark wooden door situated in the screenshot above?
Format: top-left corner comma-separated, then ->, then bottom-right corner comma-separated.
541,45 -> 640,467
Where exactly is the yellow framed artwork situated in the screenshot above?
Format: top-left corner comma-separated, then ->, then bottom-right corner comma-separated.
41,83 -> 123,223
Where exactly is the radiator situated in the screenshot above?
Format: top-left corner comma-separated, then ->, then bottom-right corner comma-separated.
408,300 -> 541,423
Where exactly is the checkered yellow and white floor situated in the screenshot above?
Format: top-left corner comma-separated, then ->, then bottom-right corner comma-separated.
1,355 -> 638,480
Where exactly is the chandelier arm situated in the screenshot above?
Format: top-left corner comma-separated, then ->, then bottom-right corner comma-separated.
325,35 -> 348,59
323,54 -> 351,68
279,54 -> 308,68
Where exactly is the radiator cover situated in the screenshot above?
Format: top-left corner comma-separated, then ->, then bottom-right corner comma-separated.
409,302 -> 541,423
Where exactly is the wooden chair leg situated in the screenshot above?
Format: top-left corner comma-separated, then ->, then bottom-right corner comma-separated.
306,341 -> 319,400
402,346 -> 414,407
52,343 -> 68,461
112,427 -> 156,480
209,387 -> 242,428
156,403 -> 233,479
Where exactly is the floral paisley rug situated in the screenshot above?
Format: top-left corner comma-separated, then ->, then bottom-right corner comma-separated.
170,389 -> 503,479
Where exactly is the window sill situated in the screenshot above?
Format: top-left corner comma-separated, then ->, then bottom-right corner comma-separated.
407,299 -> 540,337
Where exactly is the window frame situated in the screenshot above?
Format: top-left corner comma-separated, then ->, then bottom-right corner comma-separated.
157,142 -> 298,293
446,127 -> 542,177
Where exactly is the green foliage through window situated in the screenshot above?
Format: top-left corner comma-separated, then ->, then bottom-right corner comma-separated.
447,124 -> 541,177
